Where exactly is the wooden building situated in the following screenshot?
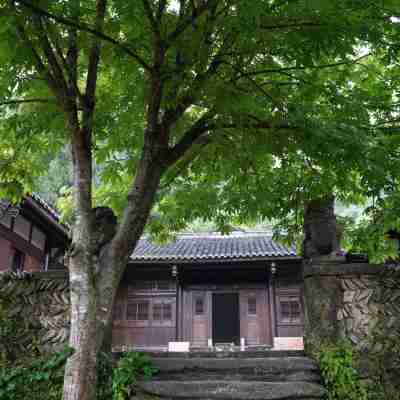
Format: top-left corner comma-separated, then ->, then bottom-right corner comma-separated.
112,233 -> 304,350
0,194 -> 69,273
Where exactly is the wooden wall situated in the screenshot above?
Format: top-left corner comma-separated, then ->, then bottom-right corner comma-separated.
112,262 -> 304,349
112,270 -> 177,348
274,265 -> 304,337
0,236 -> 11,271
0,218 -> 45,273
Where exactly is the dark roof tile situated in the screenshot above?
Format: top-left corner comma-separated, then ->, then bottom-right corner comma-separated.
131,233 -> 297,262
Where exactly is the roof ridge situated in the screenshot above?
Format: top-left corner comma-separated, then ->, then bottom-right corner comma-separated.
140,231 -> 274,240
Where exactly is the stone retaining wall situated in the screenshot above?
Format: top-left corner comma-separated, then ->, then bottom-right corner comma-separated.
0,271 -> 70,354
303,258 -> 400,374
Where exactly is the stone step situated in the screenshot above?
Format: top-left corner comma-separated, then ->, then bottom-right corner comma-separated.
138,380 -> 326,400
151,357 -> 321,382
141,350 -> 305,359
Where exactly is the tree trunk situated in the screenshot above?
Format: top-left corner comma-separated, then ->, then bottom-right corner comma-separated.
62,155 -> 165,400
63,255 -> 99,400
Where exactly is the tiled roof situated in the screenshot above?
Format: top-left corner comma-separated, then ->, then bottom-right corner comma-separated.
131,233 -> 298,263
29,193 -> 62,222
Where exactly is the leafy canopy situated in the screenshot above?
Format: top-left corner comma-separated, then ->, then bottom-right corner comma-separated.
0,1 -> 399,259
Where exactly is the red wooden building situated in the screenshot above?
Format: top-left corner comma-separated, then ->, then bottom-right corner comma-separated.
0,194 -> 69,273
113,233 -> 304,351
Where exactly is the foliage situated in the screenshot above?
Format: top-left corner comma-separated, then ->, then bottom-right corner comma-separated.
1,0 -> 400,397
0,346 -> 73,400
36,146 -> 73,205
96,351 -> 114,400
317,342 -> 368,400
112,351 -> 158,400
0,349 -> 158,400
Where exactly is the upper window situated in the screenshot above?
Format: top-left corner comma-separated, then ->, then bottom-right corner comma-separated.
279,296 -> 301,323
153,302 -> 173,321
194,298 -> 204,315
248,297 -> 257,315
126,300 -> 149,321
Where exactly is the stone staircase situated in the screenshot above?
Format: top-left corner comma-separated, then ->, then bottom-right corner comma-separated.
136,351 -> 326,400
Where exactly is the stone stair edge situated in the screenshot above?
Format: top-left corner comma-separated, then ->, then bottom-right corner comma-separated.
138,380 -> 326,400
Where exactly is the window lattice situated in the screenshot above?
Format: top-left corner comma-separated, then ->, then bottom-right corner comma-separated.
279,297 -> 301,323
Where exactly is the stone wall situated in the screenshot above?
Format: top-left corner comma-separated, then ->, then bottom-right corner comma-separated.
303,258 -> 400,374
0,271 -> 70,356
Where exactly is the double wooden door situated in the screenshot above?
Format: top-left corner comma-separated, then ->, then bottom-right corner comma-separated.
184,287 -> 271,347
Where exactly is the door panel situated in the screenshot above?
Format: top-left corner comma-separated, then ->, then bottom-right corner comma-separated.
212,293 -> 240,344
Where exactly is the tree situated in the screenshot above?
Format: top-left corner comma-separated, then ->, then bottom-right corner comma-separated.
0,1 -> 397,399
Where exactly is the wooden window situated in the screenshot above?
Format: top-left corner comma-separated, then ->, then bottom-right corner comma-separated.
279,296 -> 301,323
31,226 -> 46,250
162,303 -> 172,320
11,249 -> 25,272
153,303 -> 162,320
152,302 -> 172,321
248,297 -> 257,315
13,215 -> 31,241
126,300 -> 149,321
128,280 -> 175,293
194,298 -> 204,315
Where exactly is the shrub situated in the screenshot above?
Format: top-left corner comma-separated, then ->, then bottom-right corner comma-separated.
0,346 -> 73,400
0,348 -> 158,400
112,351 -> 158,400
317,342 -> 368,400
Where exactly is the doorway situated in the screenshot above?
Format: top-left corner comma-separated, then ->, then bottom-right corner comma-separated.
212,293 -> 240,344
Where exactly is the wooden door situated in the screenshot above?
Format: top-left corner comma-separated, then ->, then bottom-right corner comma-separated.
191,292 -> 209,347
240,289 -> 271,346
212,293 -> 240,344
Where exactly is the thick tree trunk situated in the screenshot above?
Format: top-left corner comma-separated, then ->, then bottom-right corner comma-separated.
63,257 -> 99,400
62,155 -> 165,400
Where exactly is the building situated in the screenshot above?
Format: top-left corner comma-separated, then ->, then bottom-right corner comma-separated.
0,194 -> 69,273
112,232 -> 304,351
0,199 -> 304,351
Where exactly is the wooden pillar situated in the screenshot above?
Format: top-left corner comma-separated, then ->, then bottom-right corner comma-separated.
172,265 -> 180,341
268,263 -> 277,342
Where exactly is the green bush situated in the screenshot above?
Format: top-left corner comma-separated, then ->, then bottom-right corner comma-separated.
0,346 -> 73,400
112,351 -> 158,400
0,348 -> 157,400
317,342 -> 368,400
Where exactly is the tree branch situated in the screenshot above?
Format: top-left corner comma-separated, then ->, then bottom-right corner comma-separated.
83,0 -> 107,132
32,15 -> 70,104
13,20 -> 63,106
0,98 -> 55,106
16,0 -> 151,71
166,0 -> 215,48
236,53 -> 372,78
142,0 -> 160,36
261,21 -> 325,30
166,109 -> 216,166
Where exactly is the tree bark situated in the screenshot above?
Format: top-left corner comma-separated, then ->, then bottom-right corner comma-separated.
63,254 -> 99,400
62,146 -> 165,400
